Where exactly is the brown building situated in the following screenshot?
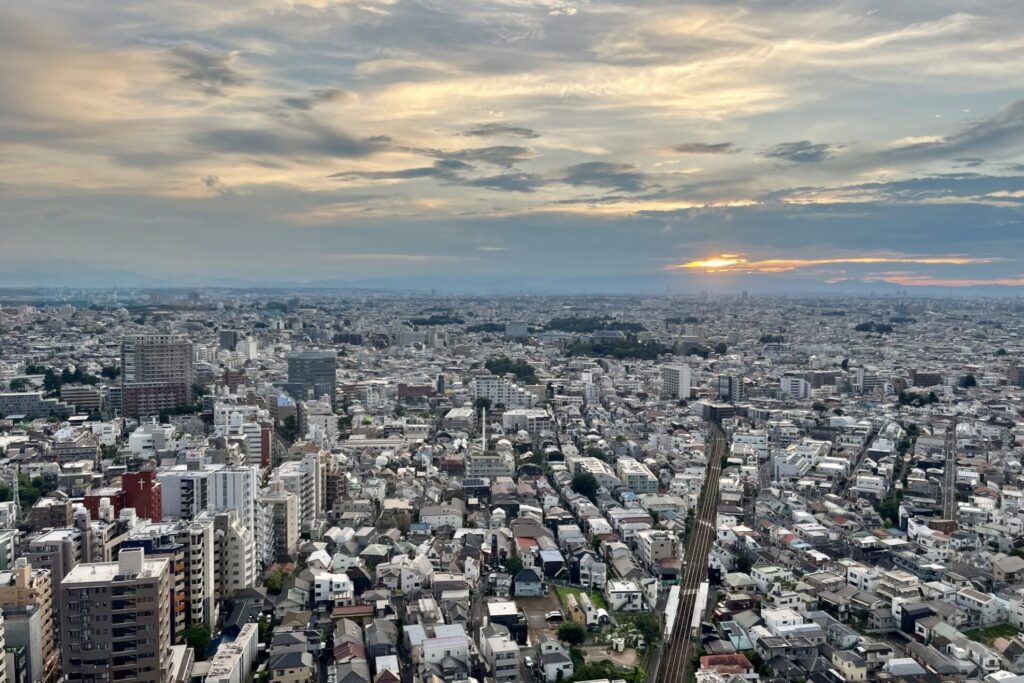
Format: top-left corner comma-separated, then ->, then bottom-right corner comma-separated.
0,560 -> 58,682
121,334 -> 193,418
59,549 -> 174,683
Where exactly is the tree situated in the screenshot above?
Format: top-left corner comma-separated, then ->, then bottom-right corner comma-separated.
181,624 -> 212,661
8,378 -> 29,391
632,613 -> 662,645
841,358 -> 849,371
277,415 -> 299,443
101,366 -> 121,379
264,568 -> 286,593
474,397 -> 492,413
713,342 -> 728,355
571,473 -> 599,503
42,370 -> 61,395
557,622 -> 587,647
505,556 -> 524,576
959,374 -> 977,388
812,401 -> 827,413
997,348 -> 1008,356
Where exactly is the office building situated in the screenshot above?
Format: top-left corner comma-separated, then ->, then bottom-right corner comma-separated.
284,350 -> 337,404
59,549 -> 173,683
121,334 -> 194,417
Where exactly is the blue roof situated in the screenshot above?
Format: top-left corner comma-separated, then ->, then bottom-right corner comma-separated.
539,549 -> 564,562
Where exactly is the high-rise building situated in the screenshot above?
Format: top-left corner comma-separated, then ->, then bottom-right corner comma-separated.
661,365 -> 691,399
209,466 -> 259,539
208,511 -> 257,600
218,330 -> 240,352
259,486 -> 299,564
0,610 -> 8,683
718,374 -> 745,403
121,334 -> 194,417
0,560 -> 56,682
157,468 -> 209,521
285,350 -> 337,404
59,549 -> 174,683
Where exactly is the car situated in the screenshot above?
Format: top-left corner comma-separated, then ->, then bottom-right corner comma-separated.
524,656 -> 534,669
545,610 -> 564,622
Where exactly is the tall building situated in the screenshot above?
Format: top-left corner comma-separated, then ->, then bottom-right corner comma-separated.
285,350 -> 337,404
662,365 -> 691,399
59,549 -> 174,683
208,511 -> 257,601
218,330 -> 240,352
0,610 -> 8,683
157,468 -> 209,521
209,466 -> 259,539
259,486 -> 299,564
0,560 -> 56,683
718,374 -> 745,403
121,334 -> 194,417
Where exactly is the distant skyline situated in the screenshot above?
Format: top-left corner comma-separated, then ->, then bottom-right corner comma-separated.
2,1 -> 1024,290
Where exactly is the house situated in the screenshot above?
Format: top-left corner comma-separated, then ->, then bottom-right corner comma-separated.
479,623 -> 519,683
269,651 -> 316,683
699,653 -> 758,682
536,635 -> 574,683
514,568 -> 544,597
604,578 -> 644,612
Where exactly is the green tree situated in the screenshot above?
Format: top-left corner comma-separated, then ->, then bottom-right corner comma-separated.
713,342 -> 728,355
277,415 -> 298,443
181,624 -> 212,661
505,556 -> 524,576
9,378 -> 29,391
264,568 -> 286,593
42,370 -> 61,395
571,473 -> 599,503
632,613 -> 662,644
474,397 -> 492,413
557,622 -> 587,647
101,366 -> 121,379
959,374 -> 977,388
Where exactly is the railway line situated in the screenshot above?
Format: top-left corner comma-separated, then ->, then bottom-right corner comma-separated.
660,424 -> 727,682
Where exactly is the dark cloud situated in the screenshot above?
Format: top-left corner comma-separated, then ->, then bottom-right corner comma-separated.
761,173 -> 1024,205
330,159 -> 543,192
955,157 -> 985,168
444,145 -> 535,168
672,142 -> 739,155
192,124 -> 378,158
762,140 -> 839,163
462,173 -> 545,193
889,98 -> 1024,161
281,89 -> 355,110
330,159 -> 470,181
201,175 -> 233,196
167,46 -> 248,96
463,123 -> 540,139
562,162 -> 647,192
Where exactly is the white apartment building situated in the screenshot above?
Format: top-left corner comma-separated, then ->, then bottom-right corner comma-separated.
210,466 -> 259,538
780,376 -> 811,399
472,375 -> 536,408
616,459 -> 659,494
501,408 -> 552,438
662,365 -> 691,399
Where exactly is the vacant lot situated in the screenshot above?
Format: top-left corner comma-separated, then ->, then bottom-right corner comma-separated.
555,585 -> 607,610
518,592 -> 562,642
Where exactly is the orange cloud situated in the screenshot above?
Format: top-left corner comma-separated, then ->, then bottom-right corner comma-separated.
667,253 -> 998,273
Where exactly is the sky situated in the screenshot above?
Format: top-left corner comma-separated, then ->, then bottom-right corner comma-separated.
2,0 -> 1024,291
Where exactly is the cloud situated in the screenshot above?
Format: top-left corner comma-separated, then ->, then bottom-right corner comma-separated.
192,123 -> 380,159
668,253 -> 999,273
562,162 -> 647,192
167,45 -> 249,96
281,88 -> 356,110
330,159 -> 471,181
888,98 -> 1024,161
463,123 -> 540,138
761,140 -> 840,163
462,172 -> 546,192
443,145 -> 536,168
672,142 -> 739,155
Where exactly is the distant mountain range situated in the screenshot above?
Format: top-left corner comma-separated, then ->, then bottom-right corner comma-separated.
2,266 -> 1023,297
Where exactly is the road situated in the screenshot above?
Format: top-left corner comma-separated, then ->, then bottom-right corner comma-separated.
837,428 -> 878,497
660,424 -> 727,683
943,418 -> 958,520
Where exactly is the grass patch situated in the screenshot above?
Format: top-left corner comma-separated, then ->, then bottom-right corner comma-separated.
965,623 -> 1019,646
556,585 -> 607,610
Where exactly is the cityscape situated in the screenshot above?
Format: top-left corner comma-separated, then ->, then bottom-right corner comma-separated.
0,290 -> 1024,683
4,1 -> 1024,683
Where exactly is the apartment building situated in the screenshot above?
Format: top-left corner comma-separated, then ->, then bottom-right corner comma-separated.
59,549 -> 174,683
0,560 -> 57,682
121,334 -> 193,418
